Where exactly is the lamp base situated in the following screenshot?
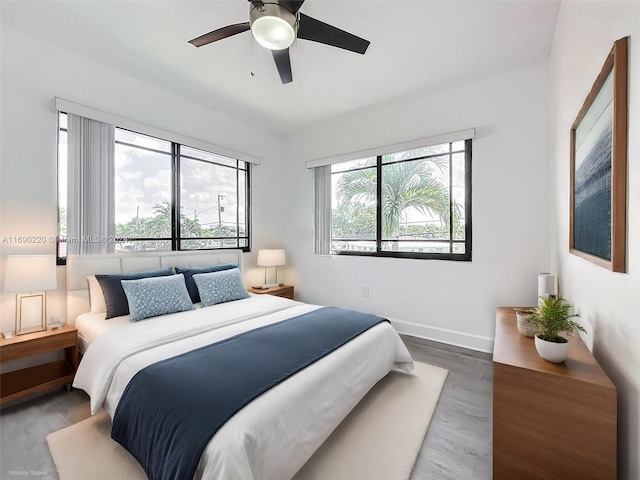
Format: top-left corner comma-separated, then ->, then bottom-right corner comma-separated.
16,292 -> 47,335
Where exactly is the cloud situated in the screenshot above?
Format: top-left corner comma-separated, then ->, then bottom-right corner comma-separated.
119,170 -> 143,181
143,169 -> 171,189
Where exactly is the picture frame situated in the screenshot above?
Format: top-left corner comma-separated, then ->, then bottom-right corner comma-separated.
570,36 -> 628,273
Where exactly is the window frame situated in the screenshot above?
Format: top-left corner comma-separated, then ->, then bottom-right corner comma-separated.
330,139 -> 472,261
56,113 -> 251,263
174,142 -> 251,252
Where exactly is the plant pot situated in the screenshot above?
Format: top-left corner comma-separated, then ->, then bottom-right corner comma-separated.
534,334 -> 569,363
515,310 -> 539,337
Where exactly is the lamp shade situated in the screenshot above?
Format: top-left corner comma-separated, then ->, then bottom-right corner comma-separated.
257,249 -> 286,267
4,255 -> 57,292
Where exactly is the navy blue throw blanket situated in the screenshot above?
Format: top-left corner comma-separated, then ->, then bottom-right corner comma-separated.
111,307 -> 387,480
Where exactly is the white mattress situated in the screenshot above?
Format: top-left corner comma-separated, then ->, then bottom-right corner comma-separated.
75,312 -> 133,354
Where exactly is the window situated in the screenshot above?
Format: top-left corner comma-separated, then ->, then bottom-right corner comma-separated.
327,137 -> 472,260
57,112 -> 250,260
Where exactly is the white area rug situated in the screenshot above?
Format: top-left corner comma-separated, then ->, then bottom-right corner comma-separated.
47,362 -> 447,480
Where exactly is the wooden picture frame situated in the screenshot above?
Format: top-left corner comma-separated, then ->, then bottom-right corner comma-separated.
570,36 -> 628,273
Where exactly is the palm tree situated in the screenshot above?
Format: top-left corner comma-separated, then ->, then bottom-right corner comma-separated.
335,158 -> 458,241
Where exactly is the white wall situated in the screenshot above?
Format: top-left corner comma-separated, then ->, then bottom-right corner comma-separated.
550,2 -> 640,478
0,26 -> 286,333
281,62 -> 551,351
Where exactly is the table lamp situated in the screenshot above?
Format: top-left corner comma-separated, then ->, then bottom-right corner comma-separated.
256,249 -> 286,289
4,255 -> 57,336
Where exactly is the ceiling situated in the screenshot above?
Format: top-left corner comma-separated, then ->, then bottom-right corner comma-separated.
1,0 -> 560,137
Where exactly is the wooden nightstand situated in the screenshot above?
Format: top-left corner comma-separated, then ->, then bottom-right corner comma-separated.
248,285 -> 294,300
0,325 -> 78,405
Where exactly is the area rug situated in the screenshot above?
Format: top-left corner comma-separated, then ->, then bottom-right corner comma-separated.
47,362 -> 448,480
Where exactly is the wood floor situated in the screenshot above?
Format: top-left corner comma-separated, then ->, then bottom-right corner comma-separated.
0,335 -> 493,480
404,336 -> 493,480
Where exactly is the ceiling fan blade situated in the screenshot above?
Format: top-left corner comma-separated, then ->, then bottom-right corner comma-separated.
188,23 -> 250,47
272,48 -> 293,84
279,1 -> 305,14
297,13 -> 370,55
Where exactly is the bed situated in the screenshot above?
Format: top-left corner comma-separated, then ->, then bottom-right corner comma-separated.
68,250 -> 414,480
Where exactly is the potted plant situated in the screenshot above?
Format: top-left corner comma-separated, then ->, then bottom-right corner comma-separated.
528,296 -> 586,363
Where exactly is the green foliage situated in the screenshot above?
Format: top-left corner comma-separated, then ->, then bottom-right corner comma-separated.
332,202 -> 375,239
115,201 -> 236,242
380,160 -> 452,238
333,159 -> 462,242
529,296 -> 586,343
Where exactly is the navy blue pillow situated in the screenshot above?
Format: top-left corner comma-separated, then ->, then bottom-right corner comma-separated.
175,264 -> 238,303
96,268 -> 173,319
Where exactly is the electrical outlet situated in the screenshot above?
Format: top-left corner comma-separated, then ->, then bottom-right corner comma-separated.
361,286 -> 369,298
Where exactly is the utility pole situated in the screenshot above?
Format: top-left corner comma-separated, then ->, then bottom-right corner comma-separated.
217,194 -> 225,233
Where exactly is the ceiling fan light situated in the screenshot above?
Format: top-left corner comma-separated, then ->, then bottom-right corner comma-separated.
252,16 -> 295,50
250,3 -> 297,50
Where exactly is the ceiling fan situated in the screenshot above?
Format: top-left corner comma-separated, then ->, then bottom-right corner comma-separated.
188,0 -> 371,84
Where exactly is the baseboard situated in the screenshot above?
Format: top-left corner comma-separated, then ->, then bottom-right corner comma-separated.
390,318 -> 494,353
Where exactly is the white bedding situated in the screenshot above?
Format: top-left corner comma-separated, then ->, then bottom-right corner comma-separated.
74,294 -> 414,480
75,312 -> 129,353
75,303 -> 204,353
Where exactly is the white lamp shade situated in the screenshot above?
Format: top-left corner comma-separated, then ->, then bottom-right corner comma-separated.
257,249 -> 286,267
4,255 -> 57,292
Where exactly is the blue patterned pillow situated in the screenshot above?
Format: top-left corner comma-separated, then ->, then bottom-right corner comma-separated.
175,264 -> 238,303
193,268 -> 250,307
121,274 -> 195,322
96,268 -> 173,319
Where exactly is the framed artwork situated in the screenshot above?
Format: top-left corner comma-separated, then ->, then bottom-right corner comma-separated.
570,36 -> 628,273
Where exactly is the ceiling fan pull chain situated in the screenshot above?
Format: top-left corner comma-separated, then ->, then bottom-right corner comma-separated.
250,34 -> 256,77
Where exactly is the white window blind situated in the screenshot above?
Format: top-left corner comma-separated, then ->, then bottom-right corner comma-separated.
313,165 -> 331,255
66,114 -> 116,254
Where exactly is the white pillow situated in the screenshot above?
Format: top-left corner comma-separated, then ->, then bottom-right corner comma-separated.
87,275 -> 107,314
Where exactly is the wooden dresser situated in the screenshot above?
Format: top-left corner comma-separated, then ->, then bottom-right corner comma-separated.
493,307 -> 616,479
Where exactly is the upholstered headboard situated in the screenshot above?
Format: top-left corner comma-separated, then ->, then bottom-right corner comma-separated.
66,250 -> 244,326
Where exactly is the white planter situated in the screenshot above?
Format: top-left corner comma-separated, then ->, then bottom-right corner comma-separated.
515,311 -> 539,337
534,335 -> 569,363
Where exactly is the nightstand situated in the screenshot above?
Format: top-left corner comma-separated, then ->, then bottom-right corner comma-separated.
248,285 -> 294,300
0,325 -> 78,405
